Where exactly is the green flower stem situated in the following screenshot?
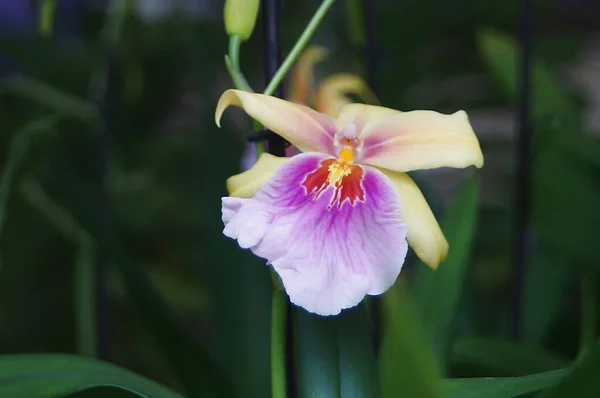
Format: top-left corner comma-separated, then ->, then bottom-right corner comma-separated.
38,0 -> 57,37
228,35 -> 242,72
226,36 -> 254,92
225,54 -> 254,93
263,0 -> 337,96
271,288 -> 288,398
578,273 -> 596,359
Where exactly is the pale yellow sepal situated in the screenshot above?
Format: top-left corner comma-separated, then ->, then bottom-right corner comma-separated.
378,169 -> 448,269
227,153 -> 289,198
315,73 -> 379,117
224,0 -> 260,41
355,109 -> 484,172
215,89 -> 339,154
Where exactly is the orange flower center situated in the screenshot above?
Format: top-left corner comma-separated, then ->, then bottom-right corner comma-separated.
301,125 -> 365,209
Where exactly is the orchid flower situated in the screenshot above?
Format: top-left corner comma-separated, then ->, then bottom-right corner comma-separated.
217,89 -> 483,316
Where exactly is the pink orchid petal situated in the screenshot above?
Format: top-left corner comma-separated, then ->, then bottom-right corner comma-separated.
222,153 -> 408,316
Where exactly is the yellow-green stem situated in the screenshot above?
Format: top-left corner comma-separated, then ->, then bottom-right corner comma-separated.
229,35 -> 242,72
263,0 -> 337,96
271,289 -> 288,398
226,36 -> 254,92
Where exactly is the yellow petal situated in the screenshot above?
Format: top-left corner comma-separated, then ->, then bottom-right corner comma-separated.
227,153 -> 289,198
216,89 -> 339,154
314,73 -> 380,117
288,46 -> 329,104
343,105 -> 483,172
378,169 -> 448,269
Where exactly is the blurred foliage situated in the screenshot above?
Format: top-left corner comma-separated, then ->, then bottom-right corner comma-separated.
0,0 -> 599,398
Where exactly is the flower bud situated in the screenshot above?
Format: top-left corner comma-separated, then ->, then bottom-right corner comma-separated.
224,0 -> 260,41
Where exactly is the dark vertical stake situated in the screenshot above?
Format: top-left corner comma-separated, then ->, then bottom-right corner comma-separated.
362,0 -> 378,95
262,0 -> 294,396
512,0 -> 533,339
94,58 -> 116,359
362,0 -> 382,353
262,0 -> 286,157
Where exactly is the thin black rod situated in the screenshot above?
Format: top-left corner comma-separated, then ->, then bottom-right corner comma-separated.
94,57 -> 116,359
262,0 -> 287,157
262,1 -> 294,397
362,0 -> 383,353
362,0 -> 378,95
512,0 -> 533,339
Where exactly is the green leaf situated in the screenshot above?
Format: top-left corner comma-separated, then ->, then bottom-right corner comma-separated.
0,127 -> 30,239
478,27 -> 600,278
477,29 -> 572,119
379,282 -> 444,398
539,339 -> 600,398
294,304 -> 377,398
445,369 -> 567,398
522,241 -> 576,345
411,174 -> 479,368
35,138 -> 236,398
0,354 -> 184,398
532,140 -> 600,268
295,309 -> 340,398
0,75 -> 98,123
451,337 -> 568,376
0,117 -> 59,241
337,305 -> 378,397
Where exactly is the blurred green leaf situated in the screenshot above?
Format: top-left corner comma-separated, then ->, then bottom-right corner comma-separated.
295,309 -> 340,398
539,339 -> 600,398
1,75 -> 98,122
189,119 -> 272,397
532,139 -> 600,268
0,126 -> 30,238
0,117 -> 59,240
20,178 -> 88,243
337,305 -> 378,397
477,29 -> 572,119
0,354 -> 184,398
379,282 -> 444,398
522,242 -> 575,345
294,304 -> 377,398
451,337 -> 568,376
0,34 -> 92,95
67,386 -> 142,398
445,368 -> 567,398
478,27 -> 600,278
36,138 -> 236,398
411,174 -> 479,368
